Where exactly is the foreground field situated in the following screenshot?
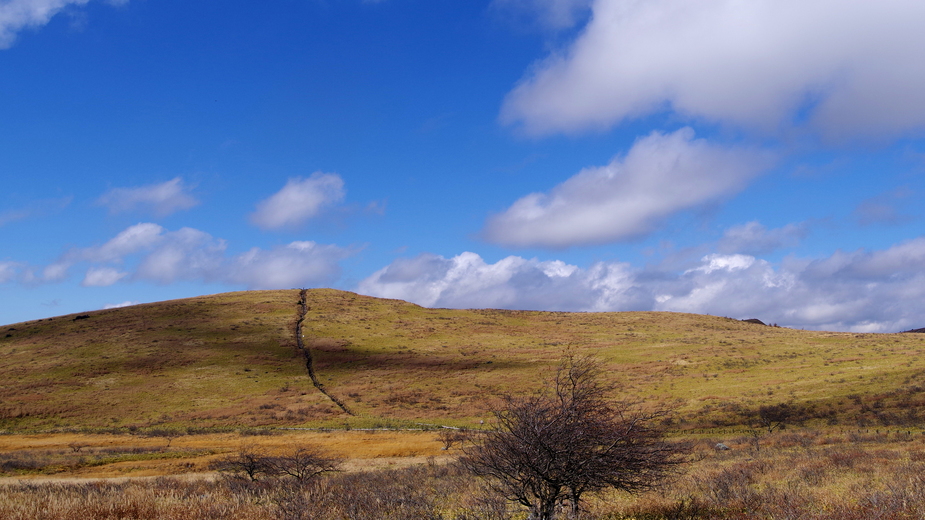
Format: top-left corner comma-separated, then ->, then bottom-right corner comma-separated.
2,429 -> 925,519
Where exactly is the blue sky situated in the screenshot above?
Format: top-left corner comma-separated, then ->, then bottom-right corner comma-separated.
2,0 -> 924,332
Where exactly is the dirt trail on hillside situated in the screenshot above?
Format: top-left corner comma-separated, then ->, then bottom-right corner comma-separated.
296,289 -> 353,415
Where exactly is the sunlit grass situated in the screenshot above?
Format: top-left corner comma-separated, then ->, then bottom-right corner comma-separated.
1,288 -> 924,433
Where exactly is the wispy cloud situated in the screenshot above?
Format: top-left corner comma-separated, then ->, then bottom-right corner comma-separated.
81,266 -> 128,287
96,177 -> 199,217
482,128 -> 775,248
490,0 -> 592,31
0,0 -> 128,49
0,261 -> 22,283
359,235 -> 925,332
502,0 -> 925,140
0,196 -> 71,227
717,221 -> 808,255
250,173 -> 346,230
852,187 -> 915,226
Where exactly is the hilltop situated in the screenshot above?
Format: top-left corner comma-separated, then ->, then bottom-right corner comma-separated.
2,289 -> 924,432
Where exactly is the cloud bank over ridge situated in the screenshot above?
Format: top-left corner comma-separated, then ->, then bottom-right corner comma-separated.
359,237 -> 925,333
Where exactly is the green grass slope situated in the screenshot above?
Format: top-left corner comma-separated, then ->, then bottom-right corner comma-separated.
2,288 -> 924,432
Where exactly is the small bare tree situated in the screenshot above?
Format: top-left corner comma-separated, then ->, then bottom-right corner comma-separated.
270,446 -> 341,482
461,356 -> 683,520
213,444 -> 277,482
438,428 -> 470,451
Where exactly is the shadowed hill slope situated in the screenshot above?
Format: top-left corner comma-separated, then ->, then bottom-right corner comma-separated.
2,289 -> 925,431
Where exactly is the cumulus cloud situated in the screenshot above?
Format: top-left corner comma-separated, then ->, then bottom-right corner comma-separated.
717,221 -> 808,255
502,0 -> 925,139
359,237 -> 925,332
96,178 -> 199,217
483,128 -> 774,248
250,173 -> 346,230
226,241 -> 353,289
133,227 -> 226,284
358,251 -> 644,311
36,222 -> 353,289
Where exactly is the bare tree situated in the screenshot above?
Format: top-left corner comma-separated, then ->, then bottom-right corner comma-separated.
213,444 -> 277,482
461,356 -> 683,520
270,446 -> 341,482
213,444 -> 340,484
438,428 -> 470,451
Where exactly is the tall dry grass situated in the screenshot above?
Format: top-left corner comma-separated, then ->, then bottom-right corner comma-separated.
3,430 -> 925,519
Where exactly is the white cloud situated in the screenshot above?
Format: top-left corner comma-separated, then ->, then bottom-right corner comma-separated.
0,0 -> 89,48
81,266 -> 127,287
103,300 -> 138,309
359,237 -> 925,332
96,178 -> 199,217
41,261 -> 70,282
717,221 -> 808,255
250,173 -> 346,230
92,222 -> 166,261
358,252 -> 647,311
0,261 -> 21,283
35,222 -> 354,289
226,241 -> 353,289
483,128 -> 774,248
502,0 -> 925,139
134,227 -> 226,284
38,223 -> 166,281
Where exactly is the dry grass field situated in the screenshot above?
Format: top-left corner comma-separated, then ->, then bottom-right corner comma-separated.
0,430 -> 448,480
2,429 -> 925,519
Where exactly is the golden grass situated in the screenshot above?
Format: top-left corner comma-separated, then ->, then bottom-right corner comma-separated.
3,429 -> 925,519
0,430 -> 447,480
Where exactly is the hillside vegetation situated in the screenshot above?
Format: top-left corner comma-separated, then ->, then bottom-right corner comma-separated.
1,288 -> 924,432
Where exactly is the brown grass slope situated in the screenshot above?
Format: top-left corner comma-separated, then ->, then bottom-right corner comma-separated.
2,288 -> 925,431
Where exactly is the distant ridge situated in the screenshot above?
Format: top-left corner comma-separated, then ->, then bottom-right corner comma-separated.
902,327 -> 925,333
741,318 -> 766,325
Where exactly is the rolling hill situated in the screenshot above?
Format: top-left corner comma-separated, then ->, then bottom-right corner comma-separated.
2,288 -> 924,432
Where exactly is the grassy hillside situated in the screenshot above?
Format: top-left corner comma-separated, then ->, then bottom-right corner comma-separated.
2,289 -> 924,432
